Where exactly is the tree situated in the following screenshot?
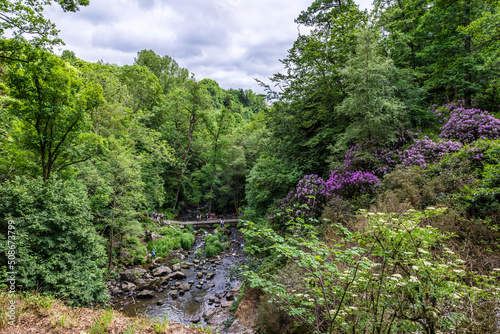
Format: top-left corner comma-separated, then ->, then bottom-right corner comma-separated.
0,176 -> 108,306
96,136 -> 145,271
5,50 -> 103,181
0,0 -> 89,61
134,49 -> 189,95
118,64 -> 164,114
262,0 -> 367,176
165,79 -> 212,211
333,28 -> 406,153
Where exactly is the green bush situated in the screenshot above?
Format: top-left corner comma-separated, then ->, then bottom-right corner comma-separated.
123,235 -> 147,265
180,233 -> 195,250
205,232 -> 223,257
0,177 -> 108,306
149,227 -> 195,256
242,208 -> 499,333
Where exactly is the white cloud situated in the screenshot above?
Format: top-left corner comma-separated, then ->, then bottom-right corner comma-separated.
46,0 -> 373,93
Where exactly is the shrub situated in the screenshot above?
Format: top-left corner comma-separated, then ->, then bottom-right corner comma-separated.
242,208 -> 499,334
0,177 -> 108,306
151,227 -> 195,256
399,137 -> 462,168
205,233 -> 223,257
180,233 -> 195,250
440,106 -> 500,143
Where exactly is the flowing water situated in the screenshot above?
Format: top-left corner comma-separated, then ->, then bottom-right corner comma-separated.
111,224 -> 245,328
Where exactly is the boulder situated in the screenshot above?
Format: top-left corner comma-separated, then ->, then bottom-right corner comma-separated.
172,263 -> 181,271
110,286 -> 122,295
119,250 -> 130,260
145,230 -> 165,242
222,301 -> 232,308
207,272 -> 216,280
196,272 -> 203,278
121,282 -> 136,292
136,290 -> 155,299
169,290 -> 179,298
190,316 -> 201,323
152,266 -> 172,277
179,283 -> 191,292
135,278 -> 162,291
167,271 -> 187,280
203,308 -> 217,320
119,268 -> 147,282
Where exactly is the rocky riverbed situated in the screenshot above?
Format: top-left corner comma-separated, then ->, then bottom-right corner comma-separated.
107,225 -> 248,333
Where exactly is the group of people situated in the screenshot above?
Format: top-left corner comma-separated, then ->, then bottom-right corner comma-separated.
196,213 -> 216,222
151,212 -> 164,222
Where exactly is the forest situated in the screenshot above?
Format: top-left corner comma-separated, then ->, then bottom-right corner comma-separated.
1,0 -> 500,333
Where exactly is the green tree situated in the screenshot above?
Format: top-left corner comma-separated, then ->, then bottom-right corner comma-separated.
333,28 -> 406,153
0,0 -> 89,61
164,79 -> 212,211
97,137 -> 145,271
0,176 -> 108,306
5,50 -> 103,181
134,49 -> 189,95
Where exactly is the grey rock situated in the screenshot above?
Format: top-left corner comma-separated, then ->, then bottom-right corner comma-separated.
110,286 -> 122,295
119,268 -> 147,282
135,278 -> 161,291
203,308 -> 217,320
222,301 -> 232,308
136,290 -> 155,299
226,293 -> 234,301
172,263 -> 181,271
226,318 -> 255,334
169,290 -> 179,298
196,272 -> 203,278
121,282 -> 136,292
166,271 -> 187,280
179,283 -> 191,292
152,266 -> 172,277
206,272 -> 216,280
190,316 -> 201,323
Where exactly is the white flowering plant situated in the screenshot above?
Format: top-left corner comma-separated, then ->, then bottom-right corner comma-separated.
241,207 -> 499,333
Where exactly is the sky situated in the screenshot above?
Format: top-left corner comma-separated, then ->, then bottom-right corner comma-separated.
45,0 -> 373,93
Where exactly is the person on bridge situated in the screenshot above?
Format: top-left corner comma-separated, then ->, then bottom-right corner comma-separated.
221,218 -> 225,229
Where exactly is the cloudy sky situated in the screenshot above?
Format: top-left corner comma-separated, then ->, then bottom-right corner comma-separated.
46,0 -> 372,93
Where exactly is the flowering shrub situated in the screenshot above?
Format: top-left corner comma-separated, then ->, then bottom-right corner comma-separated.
280,174 -> 335,219
242,208 -> 499,333
399,137 -> 463,168
440,106 -> 500,143
326,170 -> 380,199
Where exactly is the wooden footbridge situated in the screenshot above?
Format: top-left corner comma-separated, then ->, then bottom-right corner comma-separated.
159,218 -> 241,227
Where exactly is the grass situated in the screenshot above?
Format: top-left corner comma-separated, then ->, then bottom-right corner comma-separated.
90,308 -> 115,334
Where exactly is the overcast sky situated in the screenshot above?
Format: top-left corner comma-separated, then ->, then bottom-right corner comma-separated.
46,0 -> 372,93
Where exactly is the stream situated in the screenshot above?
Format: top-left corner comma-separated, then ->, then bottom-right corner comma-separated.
109,224 -> 246,330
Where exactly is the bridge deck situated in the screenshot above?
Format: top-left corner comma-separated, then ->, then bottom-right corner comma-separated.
161,218 -> 240,226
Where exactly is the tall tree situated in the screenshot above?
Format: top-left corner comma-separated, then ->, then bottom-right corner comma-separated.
5,50 -> 103,180
165,79 -> 212,211
134,49 -> 189,95
333,28 -> 406,153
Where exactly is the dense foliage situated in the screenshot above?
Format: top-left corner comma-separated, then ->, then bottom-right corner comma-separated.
1,1 -> 500,330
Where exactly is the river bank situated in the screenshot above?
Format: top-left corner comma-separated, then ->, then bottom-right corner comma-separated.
107,224 -> 250,333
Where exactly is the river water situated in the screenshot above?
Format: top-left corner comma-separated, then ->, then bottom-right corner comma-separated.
112,224 -> 245,328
